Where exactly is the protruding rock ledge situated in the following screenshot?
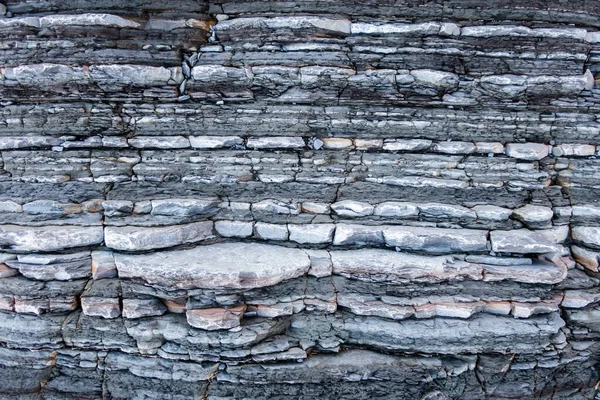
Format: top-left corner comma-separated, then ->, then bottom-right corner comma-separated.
0,225 -> 104,252
114,243 -> 311,290
104,221 -> 214,251
331,249 -> 566,285
186,305 -> 247,330
331,249 -> 482,284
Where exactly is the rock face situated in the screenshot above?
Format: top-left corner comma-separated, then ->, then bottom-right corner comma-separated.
0,1 -> 599,399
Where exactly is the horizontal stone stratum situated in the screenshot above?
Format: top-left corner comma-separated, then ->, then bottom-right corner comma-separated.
0,0 -> 599,399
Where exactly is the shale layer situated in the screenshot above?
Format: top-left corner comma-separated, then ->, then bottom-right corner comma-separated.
1,1 -> 600,399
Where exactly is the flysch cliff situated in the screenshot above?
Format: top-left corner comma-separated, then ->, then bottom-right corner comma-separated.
0,1 -> 600,399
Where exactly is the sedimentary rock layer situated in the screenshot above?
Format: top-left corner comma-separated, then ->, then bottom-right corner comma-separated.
0,0 -> 599,399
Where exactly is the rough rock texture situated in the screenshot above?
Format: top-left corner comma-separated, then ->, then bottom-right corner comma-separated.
0,0 -> 600,399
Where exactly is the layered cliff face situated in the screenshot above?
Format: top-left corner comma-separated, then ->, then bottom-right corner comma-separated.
1,1 -> 600,399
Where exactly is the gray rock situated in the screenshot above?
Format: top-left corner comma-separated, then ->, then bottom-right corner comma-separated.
150,198 -> 220,217
128,136 -> 190,149
0,225 -> 103,252
92,250 -> 117,280
104,352 -> 218,382
22,200 -> 81,216
6,258 -> 91,281
81,297 -> 121,319
382,139 -> 432,152
189,136 -> 243,149
482,260 -> 566,284
114,243 -> 310,290
252,200 -> 300,215
572,227 -> 600,250
512,205 -> 554,228
383,226 -> 489,253
247,137 -> 305,150
186,305 -> 246,330
418,203 -> 476,219
331,249 -> 482,284
331,200 -> 374,217
410,69 -> 459,89
505,143 -> 551,160
333,224 -> 385,246
122,299 -> 167,319
105,221 -> 214,251
102,200 -> 134,217
0,201 -> 22,213
490,229 -> 560,253
252,347 -> 307,362
571,245 -> 600,271
254,222 -> 289,241
374,202 -> 419,218
301,202 -> 330,214
512,301 -> 558,318
472,205 -> 512,221
336,312 -> 565,354
288,224 -> 335,244
431,141 -> 476,154
305,249 -> 333,278
215,220 -> 253,238
16,252 -> 90,265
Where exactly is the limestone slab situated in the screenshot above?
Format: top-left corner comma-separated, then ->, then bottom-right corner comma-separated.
0,225 -> 103,252
331,249 -> 482,284
114,243 -> 311,290
104,221 -> 214,251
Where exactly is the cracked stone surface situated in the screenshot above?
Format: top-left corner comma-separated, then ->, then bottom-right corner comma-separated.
0,0 -> 600,399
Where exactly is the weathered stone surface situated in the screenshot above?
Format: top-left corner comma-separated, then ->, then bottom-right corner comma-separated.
215,220 -> 253,238
331,249 -> 482,284
81,297 -> 121,319
512,205 -> 554,228
0,225 -> 103,252
505,143 -> 551,160
333,224 -> 385,246
482,260 -> 567,284
383,226 -> 489,253
122,299 -> 167,319
572,227 -> 600,250
6,257 -> 91,281
150,198 -> 220,217
288,224 -> 335,244
91,250 -> 117,280
254,222 -> 289,241
418,203 -> 476,220
186,305 -> 247,330
490,229 -> 560,254
190,136 -> 243,149
105,221 -> 214,251
115,243 -> 311,290
2,2 -> 600,398
472,205 -> 512,221
374,202 -> 419,218
331,200 -> 374,217
329,312 -> 565,354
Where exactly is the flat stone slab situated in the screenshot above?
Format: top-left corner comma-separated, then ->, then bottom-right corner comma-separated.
105,221 -> 214,251
0,225 -> 103,252
572,227 -> 600,250
482,260 -> 567,285
490,229 -> 560,253
114,243 -> 311,290
331,249 -> 482,284
337,312 -> 565,354
383,226 -> 489,253
186,305 -> 246,330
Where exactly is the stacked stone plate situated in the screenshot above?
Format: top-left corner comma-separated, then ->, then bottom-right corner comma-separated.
0,0 -> 599,399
